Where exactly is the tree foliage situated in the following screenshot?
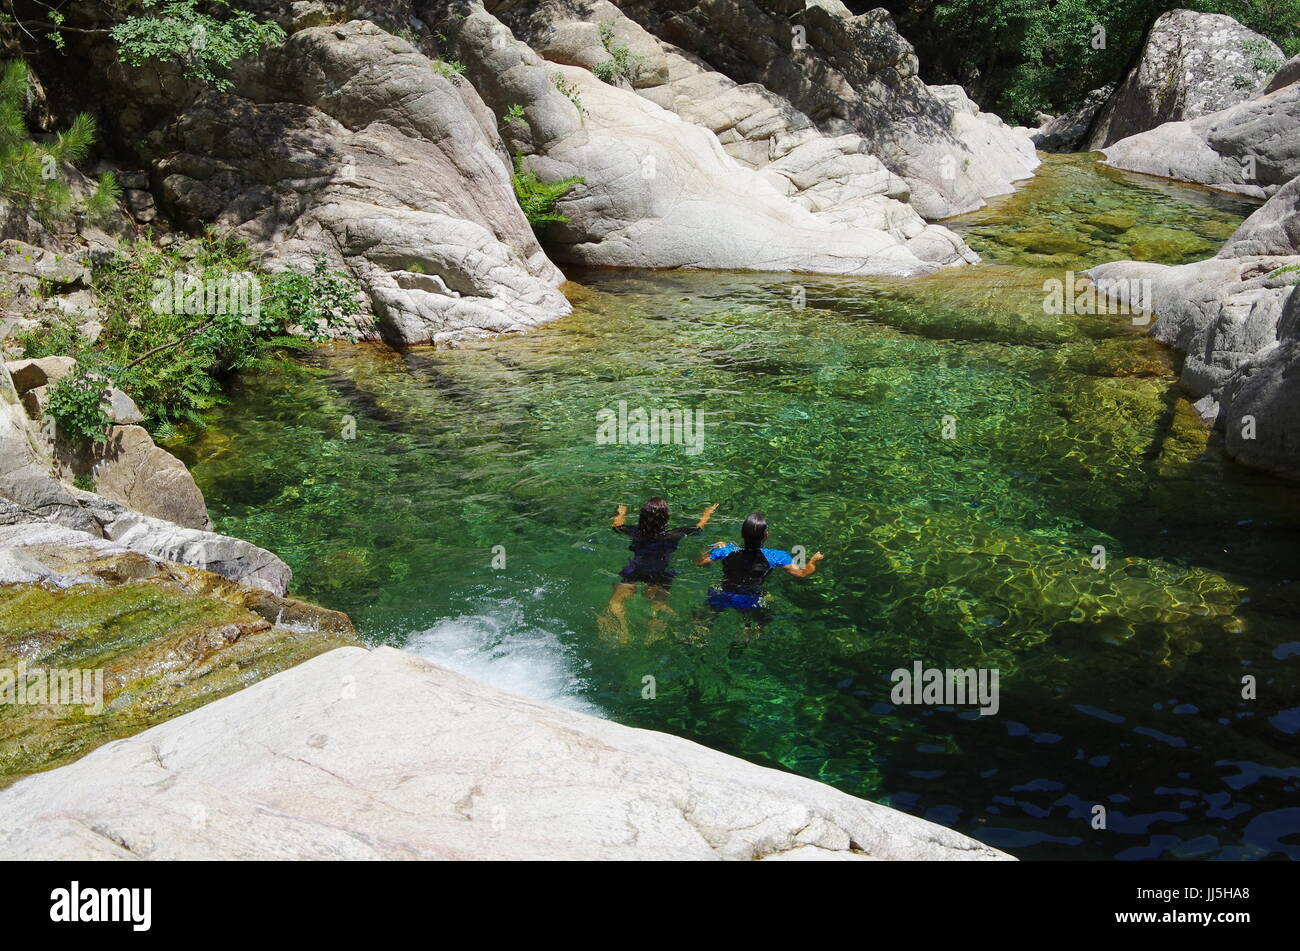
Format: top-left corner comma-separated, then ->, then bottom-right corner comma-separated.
0,1 -> 285,91
885,0 -> 1300,123
0,59 -> 118,223
109,0 -> 286,91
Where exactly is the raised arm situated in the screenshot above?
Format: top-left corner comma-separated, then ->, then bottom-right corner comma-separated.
612,504 -> 628,529
696,540 -> 728,567
784,552 -> 824,579
696,503 -> 719,529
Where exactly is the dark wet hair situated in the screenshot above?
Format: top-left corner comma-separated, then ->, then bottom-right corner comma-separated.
741,513 -> 768,549
638,497 -> 670,536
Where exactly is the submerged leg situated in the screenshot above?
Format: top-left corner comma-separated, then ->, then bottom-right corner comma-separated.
644,584 -> 675,644
598,582 -> 637,645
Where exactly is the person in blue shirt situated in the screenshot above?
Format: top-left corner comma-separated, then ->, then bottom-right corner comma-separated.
600,497 -> 718,642
695,513 -> 823,636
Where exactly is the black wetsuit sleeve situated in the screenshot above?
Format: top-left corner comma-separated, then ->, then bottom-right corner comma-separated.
664,525 -> 702,541
613,524 -> 635,536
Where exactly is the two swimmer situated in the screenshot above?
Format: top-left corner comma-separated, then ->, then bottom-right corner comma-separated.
602,497 -> 823,641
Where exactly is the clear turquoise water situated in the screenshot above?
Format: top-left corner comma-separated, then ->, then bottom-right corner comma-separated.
175,156 -> 1300,859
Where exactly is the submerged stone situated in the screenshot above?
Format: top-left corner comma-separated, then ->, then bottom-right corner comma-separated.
999,232 -> 1094,256
1126,232 -> 1216,261
1087,212 -> 1137,234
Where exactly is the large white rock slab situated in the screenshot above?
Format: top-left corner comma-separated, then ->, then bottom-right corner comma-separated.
0,646 -> 1011,861
449,7 -> 942,276
517,1 -> 977,265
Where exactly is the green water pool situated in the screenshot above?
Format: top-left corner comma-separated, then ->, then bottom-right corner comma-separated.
173,155 -> 1300,859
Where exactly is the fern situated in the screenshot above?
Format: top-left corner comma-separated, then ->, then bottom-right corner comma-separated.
511,154 -> 583,227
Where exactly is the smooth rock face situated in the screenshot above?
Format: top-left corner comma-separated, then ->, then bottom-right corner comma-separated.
103,388 -> 144,425
0,646 -> 1012,860
1220,288 -> 1300,475
497,0 -> 976,265
5,356 -> 77,395
1101,81 -> 1300,197
1266,54 -> 1300,94
62,426 -> 212,531
447,7 -> 937,275
1088,10 -> 1283,150
156,21 -> 571,345
1219,176 -> 1300,257
596,0 -> 1039,219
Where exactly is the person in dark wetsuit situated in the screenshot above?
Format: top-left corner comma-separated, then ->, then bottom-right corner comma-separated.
695,512 -> 823,640
600,497 -> 719,642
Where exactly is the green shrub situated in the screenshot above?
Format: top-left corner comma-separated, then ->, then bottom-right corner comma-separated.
50,234 -> 364,434
593,20 -> 644,85
552,74 -> 586,118
1241,39 -> 1283,75
511,154 -> 583,227
263,255 -> 363,341
502,103 -> 526,127
433,59 -> 465,79
15,311 -> 86,360
45,369 -> 111,445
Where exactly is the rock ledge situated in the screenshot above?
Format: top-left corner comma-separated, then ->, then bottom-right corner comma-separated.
0,645 -> 1011,861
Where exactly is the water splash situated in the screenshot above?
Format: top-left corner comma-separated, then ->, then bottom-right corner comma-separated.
405,601 -> 601,716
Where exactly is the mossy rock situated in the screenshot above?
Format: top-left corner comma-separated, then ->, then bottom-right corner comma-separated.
1195,219 -> 1241,240
1063,335 -> 1173,378
1122,226 -> 1214,262
1086,212 -> 1136,235
0,551 -> 359,786
998,231 -> 1094,256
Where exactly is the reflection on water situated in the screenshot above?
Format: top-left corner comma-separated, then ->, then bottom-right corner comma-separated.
173,155 -> 1300,859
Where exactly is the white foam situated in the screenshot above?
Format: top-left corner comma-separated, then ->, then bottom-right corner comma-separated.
404,604 -> 601,716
